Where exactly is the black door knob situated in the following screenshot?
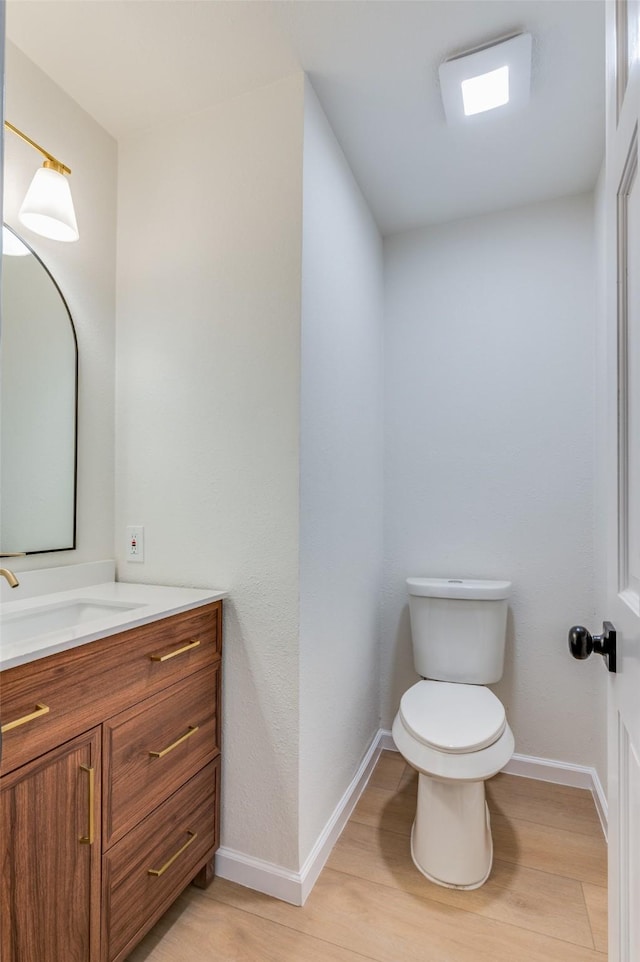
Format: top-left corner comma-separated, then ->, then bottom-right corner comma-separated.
568,625 -> 593,659
568,622 -> 617,673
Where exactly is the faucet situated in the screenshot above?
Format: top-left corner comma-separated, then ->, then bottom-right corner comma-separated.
0,568 -> 19,588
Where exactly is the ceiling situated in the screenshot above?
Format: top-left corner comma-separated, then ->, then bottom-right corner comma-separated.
6,0 -> 605,235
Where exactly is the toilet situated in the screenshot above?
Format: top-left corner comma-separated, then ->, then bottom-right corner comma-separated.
392,577 -> 514,890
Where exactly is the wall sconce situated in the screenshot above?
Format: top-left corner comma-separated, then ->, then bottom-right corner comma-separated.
4,121 -> 79,242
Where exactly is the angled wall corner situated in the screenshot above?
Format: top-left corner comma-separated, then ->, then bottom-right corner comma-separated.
299,78 -> 384,865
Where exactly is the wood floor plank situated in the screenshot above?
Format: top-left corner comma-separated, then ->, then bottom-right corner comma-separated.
126,888 -> 378,962
582,883 -> 608,953
326,819 -> 596,948
346,774 -> 607,886
486,773 -> 603,837
206,871 -> 605,962
367,751 -> 406,792
492,811 -> 607,886
350,781 -> 415,836
125,761 -> 608,962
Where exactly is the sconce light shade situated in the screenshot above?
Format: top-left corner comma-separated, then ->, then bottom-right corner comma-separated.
19,165 -> 79,242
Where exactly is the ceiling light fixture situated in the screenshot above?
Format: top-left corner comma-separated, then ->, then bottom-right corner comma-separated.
461,65 -> 510,116
439,33 -> 532,126
4,121 -> 79,242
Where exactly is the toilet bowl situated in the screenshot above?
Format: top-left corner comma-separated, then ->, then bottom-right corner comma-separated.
392,680 -> 514,889
392,576 -> 513,889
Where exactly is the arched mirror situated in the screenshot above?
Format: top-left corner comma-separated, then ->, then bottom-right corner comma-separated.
1,224 -> 78,553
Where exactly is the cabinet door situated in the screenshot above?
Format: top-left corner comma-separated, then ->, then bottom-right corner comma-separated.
0,728 -> 101,962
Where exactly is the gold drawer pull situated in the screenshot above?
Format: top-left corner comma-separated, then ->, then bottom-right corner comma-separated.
79,764 -> 95,845
148,831 -> 197,877
1,702 -> 50,734
149,639 -> 201,662
149,725 -> 199,759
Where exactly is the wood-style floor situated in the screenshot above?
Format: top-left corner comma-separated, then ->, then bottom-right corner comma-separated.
128,751 -> 608,961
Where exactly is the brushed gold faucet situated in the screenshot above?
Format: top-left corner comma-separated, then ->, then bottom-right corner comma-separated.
0,568 -> 19,588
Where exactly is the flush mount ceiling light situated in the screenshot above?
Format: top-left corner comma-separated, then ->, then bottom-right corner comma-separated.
4,120 -> 79,242
439,33 -> 532,125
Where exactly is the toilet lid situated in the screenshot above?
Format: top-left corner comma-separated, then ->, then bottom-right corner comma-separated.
399,681 -> 506,754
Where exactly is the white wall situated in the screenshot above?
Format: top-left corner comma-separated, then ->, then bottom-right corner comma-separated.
383,194 -> 604,772
299,81 -> 384,862
3,42 -> 117,569
115,75 -> 305,870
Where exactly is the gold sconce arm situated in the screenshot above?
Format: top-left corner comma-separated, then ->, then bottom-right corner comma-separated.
4,121 -> 72,176
4,119 -> 79,242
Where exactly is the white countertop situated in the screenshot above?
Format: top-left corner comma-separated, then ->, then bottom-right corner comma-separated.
0,562 -> 225,672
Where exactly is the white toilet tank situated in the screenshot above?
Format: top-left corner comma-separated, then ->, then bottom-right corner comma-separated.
407,578 -> 511,684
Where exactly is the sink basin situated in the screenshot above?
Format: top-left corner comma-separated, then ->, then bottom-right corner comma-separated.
1,599 -> 144,647
0,564 -> 224,673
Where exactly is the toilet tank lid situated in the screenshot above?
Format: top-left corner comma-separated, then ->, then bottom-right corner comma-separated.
406,578 -> 511,600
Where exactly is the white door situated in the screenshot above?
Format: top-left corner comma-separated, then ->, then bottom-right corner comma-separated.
604,2 -> 640,960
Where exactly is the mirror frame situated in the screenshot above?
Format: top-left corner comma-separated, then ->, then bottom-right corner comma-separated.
1,223 -> 79,554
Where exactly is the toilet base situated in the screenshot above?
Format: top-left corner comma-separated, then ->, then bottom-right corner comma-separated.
410,773 -> 494,889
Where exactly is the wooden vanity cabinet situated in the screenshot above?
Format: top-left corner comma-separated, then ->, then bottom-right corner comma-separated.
0,600 -> 222,962
0,728 -> 102,962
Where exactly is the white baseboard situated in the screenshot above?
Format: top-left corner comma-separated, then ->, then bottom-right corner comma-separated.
298,729 -> 386,902
215,728 -> 387,905
216,730 -> 608,904
214,848 -> 305,906
378,729 -> 398,752
502,751 -> 608,840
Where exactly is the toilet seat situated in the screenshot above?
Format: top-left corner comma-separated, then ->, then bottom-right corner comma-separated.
392,681 -> 514,783
399,680 -> 506,754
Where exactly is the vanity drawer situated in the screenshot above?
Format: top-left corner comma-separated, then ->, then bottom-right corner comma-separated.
103,663 -> 220,847
102,758 -> 220,962
0,602 -> 221,776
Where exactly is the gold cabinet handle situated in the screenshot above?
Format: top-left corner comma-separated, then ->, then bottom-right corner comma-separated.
149,639 -> 201,662
148,725 -> 199,759
79,764 -> 95,845
147,831 -> 197,877
1,702 -> 50,734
